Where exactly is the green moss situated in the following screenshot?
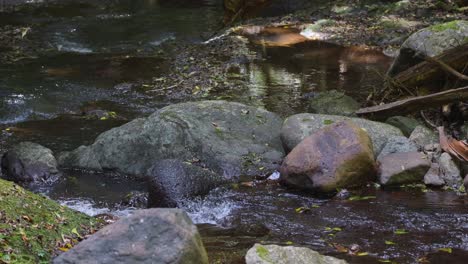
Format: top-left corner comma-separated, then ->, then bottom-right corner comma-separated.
214,127 -> 224,138
256,245 -> 272,262
430,20 -> 461,32
0,179 -> 102,263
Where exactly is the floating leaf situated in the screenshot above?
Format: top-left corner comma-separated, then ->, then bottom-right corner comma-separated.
311,205 -> 320,208
58,247 -> 69,252
385,240 -> 396,245
295,207 -> 310,214
394,229 -> 408,235
348,195 -> 376,201
100,116 -> 108,120
332,227 -> 342,232
378,260 -> 392,263
323,119 -> 334,125
357,252 -> 369,256
438,248 -> 452,253
285,241 -> 293,245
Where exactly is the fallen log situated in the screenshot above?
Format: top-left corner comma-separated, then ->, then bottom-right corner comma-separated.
356,86 -> 468,120
391,42 -> 468,90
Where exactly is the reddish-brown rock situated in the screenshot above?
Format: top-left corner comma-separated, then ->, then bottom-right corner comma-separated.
280,121 -> 376,193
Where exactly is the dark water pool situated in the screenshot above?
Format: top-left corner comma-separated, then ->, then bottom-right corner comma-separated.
1,1 -> 467,264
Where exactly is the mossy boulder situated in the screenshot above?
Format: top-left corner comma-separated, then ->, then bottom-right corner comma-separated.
385,116 -> 421,137
245,244 -> 348,264
1,142 -> 60,184
0,179 -> 101,263
388,20 -> 468,76
308,90 -> 359,116
53,209 -> 208,264
280,121 -> 377,193
59,101 -> 284,180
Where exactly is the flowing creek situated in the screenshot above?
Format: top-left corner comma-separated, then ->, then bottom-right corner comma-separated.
0,1 -> 467,263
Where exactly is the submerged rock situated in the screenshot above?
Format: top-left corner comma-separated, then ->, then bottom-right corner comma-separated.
378,152 -> 430,186
1,142 -> 60,184
245,244 -> 348,264
280,121 -> 376,193
424,163 -> 445,187
385,116 -> 420,136
147,159 -> 228,207
58,101 -> 284,179
409,125 -> 438,148
53,209 -> 208,264
387,20 -> 468,76
377,136 -> 418,161
281,113 -> 403,155
438,153 -> 462,188
308,90 -> 359,116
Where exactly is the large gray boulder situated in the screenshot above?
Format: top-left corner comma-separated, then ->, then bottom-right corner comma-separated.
245,244 -> 348,264
388,20 -> 468,76
281,113 -> 403,155
147,159 -> 228,207
58,101 -> 284,179
280,121 -> 376,193
52,209 -> 208,264
1,142 -> 60,184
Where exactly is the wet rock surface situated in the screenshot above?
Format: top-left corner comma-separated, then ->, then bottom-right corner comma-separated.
147,159 -> 228,207
378,151 -> 431,186
245,244 -> 348,264
385,116 -> 421,137
280,121 -> 376,193
53,209 -> 208,264
388,20 -> 468,76
281,113 -> 403,155
409,125 -> 438,148
438,153 -> 462,188
58,101 -> 284,179
424,163 -> 445,186
377,136 -> 418,161
308,90 -> 359,117
1,141 -> 60,183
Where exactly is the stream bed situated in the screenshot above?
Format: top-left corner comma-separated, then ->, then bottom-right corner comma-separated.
1,1 -> 467,263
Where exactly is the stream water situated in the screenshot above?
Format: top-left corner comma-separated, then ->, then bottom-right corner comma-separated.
1,1 -> 467,263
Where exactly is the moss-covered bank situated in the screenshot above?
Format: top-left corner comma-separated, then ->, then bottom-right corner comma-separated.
0,179 -> 102,263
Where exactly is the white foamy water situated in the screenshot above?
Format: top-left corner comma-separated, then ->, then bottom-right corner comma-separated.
179,189 -> 237,225
59,198 -> 136,217
59,189 -> 237,225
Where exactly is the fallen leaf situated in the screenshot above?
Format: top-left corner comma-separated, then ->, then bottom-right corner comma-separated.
394,229 -> 408,235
